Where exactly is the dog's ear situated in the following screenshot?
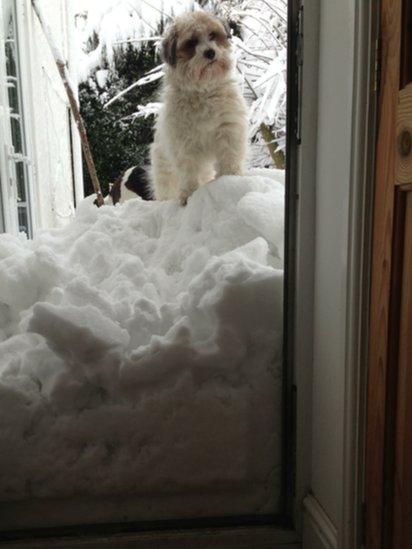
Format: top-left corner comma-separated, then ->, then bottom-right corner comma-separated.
219,18 -> 231,39
161,28 -> 178,66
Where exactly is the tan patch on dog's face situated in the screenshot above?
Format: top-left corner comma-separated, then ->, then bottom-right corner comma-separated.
207,24 -> 230,49
178,34 -> 200,61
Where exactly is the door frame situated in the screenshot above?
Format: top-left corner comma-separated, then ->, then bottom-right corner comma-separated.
365,0 -> 412,547
0,0 -> 380,547
364,0 -> 401,547
296,0 -> 380,547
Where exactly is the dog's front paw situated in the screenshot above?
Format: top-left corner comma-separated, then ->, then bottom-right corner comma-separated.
179,187 -> 195,206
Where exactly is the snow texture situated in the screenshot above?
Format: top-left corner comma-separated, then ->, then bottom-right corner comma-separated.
0,174 -> 284,513
72,0 -> 193,82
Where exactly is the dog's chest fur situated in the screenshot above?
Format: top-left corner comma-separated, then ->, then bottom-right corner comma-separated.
163,81 -> 243,148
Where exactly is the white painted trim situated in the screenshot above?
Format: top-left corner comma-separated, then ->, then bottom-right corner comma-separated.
340,1 -> 377,548
0,13 -> 12,233
69,99 -> 84,206
15,0 -> 39,233
303,495 -> 338,549
0,0 -> 20,234
0,113 -> 15,233
65,0 -> 84,206
294,0 -> 374,547
293,0 -> 320,530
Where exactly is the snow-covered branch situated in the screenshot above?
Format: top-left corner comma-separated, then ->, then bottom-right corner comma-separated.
114,36 -> 161,45
103,65 -> 164,109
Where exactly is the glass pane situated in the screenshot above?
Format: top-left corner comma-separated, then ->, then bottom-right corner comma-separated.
0,0 -> 289,530
10,116 -> 23,153
17,205 -> 29,235
4,39 -> 17,78
6,78 -> 18,112
15,162 -> 26,201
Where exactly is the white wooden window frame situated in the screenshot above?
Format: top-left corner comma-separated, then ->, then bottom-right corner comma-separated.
0,0 -> 38,236
0,1 -> 19,234
14,0 -> 41,233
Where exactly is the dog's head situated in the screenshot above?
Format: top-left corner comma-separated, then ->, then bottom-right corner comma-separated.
161,11 -> 232,88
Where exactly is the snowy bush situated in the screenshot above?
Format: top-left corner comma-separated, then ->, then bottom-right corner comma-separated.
79,42 -> 159,196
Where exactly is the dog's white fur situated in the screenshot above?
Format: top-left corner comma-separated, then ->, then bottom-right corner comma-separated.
150,11 -> 248,205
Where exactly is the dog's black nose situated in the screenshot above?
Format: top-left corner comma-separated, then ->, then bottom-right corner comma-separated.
204,49 -> 216,60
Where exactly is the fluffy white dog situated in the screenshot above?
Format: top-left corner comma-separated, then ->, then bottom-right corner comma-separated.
150,11 -> 248,205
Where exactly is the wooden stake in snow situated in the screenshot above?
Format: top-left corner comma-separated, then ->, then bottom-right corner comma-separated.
31,0 -> 104,207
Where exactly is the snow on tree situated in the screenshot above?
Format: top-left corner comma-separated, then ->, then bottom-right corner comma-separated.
73,0 -> 287,171
72,0 -> 194,82
200,0 -> 287,167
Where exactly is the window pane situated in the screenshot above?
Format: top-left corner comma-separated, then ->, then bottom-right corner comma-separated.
15,162 -> 26,202
17,204 -> 29,235
0,0 -> 288,529
6,79 -> 18,112
4,39 -> 17,78
10,116 -> 23,153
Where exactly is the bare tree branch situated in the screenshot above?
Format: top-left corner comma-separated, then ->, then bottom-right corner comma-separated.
31,0 -> 104,207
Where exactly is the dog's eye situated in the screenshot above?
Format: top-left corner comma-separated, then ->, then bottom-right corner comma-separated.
184,38 -> 198,49
209,32 -> 217,40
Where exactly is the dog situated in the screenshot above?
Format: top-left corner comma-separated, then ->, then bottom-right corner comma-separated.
94,166 -> 152,206
150,11 -> 248,206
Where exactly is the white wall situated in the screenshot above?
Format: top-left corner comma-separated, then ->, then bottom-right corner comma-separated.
20,0 -> 80,231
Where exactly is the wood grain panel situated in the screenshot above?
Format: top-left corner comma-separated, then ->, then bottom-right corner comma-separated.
365,0 -> 402,547
396,84 -> 412,185
381,189 -> 406,549
400,0 -> 412,87
392,191 -> 412,548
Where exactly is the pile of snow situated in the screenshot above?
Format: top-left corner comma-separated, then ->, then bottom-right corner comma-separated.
0,174 -> 284,515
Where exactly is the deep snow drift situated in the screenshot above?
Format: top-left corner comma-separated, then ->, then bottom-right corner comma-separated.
0,173 -> 284,516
